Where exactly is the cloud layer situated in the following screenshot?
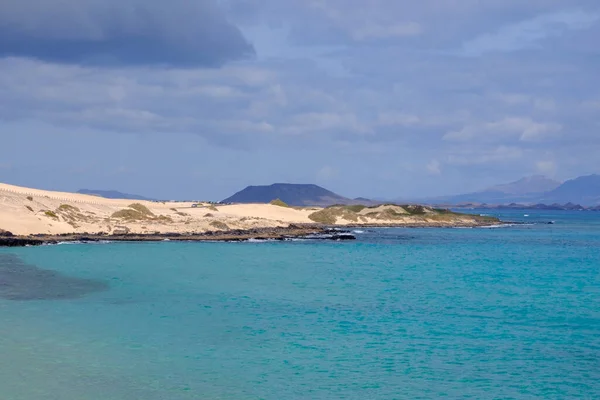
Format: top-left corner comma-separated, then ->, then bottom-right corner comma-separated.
1,0 -> 599,199
0,0 -> 254,66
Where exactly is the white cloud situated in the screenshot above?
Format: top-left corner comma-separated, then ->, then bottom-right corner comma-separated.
444,117 -> 562,143
316,165 -> 338,181
462,9 -> 600,55
282,112 -> 372,136
536,160 -> 557,175
352,22 -> 422,40
377,112 -> 420,126
447,146 -> 524,166
426,159 -> 441,175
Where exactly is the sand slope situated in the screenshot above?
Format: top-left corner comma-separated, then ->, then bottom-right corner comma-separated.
0,183 -> 314,235
0,183 -> 496,236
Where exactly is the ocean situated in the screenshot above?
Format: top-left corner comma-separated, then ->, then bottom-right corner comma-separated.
1,210 -> 599,399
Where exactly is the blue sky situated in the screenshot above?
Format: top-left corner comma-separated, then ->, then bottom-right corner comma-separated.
1,0 -> 599,200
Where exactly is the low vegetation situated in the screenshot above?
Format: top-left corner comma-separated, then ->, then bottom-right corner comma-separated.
55,204 -> 96,229
207,205 -> 219,212
128,203 -> 154,216
44,210 -> 59,219
308,203 -> 498,225
269,198 -> 290,208
111,203 -> 172,223
27,196 -> 33,201
309,206 -> 362,224
209,221 -> 229,230
170,208 -> 189,217
25,205 -> 34,212
58,204 -> 80,212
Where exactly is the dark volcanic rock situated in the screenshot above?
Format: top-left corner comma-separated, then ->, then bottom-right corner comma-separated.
0,254 -> 109,301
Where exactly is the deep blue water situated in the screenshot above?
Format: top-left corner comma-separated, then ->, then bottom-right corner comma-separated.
1,210 -> 599,399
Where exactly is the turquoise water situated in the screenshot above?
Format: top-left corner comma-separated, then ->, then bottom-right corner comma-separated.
1,210 -> 599,399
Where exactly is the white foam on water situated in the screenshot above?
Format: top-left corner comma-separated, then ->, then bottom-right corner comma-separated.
246,238 -> 272,243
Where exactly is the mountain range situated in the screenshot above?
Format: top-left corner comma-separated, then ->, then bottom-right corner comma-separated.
429,174 -> 600,206
80,174 -> 600,208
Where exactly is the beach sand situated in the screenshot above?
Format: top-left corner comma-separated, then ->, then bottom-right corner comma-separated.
0,182 -> 497,236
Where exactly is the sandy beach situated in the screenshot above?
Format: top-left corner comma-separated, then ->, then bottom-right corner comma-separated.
0,182 -> 498,238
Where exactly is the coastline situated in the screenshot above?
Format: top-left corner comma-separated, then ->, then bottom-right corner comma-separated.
0,225 -> 355,247
0,182 -> 506,246
0,219 -> 510,248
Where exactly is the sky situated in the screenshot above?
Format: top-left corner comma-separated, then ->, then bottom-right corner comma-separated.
1,0 -> 599,201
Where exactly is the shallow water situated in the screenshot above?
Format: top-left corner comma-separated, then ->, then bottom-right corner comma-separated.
1,210 -> 599,399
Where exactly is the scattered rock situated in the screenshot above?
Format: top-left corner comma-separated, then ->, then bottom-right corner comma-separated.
112,226 -> 130,235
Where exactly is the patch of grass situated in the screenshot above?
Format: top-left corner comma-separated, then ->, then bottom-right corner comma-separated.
171,208 -> 189,217
58,204 -> 80,212
269,198 -> 290,208
344,205 -> 367,213
403,205 -> 427,215
27,196 -> 33,201
128,203 -> 154,216
25,205 -> 34,212
379,208 -> 408,219
44,210 -> 59,219
203,213 -> 214,218
207,205 -> 219,212
308,207 -> 359,224
155,215 -> 173,223
111,209 -> 145,221
210,221 -> 229,230
111,204 -> 172,223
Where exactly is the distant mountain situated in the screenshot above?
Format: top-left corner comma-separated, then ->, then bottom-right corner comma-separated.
427,175 -> 561,205
485,175 -> 561,195
540,175 -> 600,206
424,174 -> 600,206
77,189 -> 155,201
222,183 -> 360,207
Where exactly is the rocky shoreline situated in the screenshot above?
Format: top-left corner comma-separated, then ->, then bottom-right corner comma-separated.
0,219 -> 513,248
0,225 -> 356,247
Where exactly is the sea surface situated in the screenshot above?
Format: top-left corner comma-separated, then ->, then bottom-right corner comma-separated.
1,210 -> 599,399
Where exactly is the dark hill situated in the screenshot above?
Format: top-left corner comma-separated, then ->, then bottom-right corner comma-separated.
77,189 -> 155,201
427,175 -> 561,205
541,175 -> 600,206
222,183 -> 352,207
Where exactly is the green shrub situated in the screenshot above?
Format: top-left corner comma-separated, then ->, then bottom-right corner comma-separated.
403,205 -> 427,215
207,205 -> 218,212
344,205 -> 367,213
209,221 -> 229,230
44,210 -> 58,219
128,203 -> 154,216
58,204 -> 80,212
111,209 -> 144,220
269,198 -> 290,207
308,207 -> 359,224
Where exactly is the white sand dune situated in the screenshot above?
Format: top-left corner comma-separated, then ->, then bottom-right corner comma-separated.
0,182 -> 313,235
0,183 -> 494,236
